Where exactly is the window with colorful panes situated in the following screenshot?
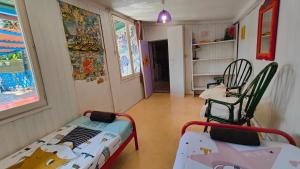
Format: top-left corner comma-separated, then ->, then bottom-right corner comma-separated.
112,16 -> 141,78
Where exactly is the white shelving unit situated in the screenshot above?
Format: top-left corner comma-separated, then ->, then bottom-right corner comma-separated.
189,23 -> 237,94
192,57 -> 234,62
193,72 -> 224,76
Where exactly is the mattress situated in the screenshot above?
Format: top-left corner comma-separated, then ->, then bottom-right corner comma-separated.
173,132 -> 300,169
0,116 -> 133,169
70,116 -> 132,143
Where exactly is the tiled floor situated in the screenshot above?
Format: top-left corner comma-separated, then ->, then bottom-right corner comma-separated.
110,93 -> 205,169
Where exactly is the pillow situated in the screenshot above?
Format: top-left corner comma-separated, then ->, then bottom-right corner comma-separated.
90,111 -> 116,123
199,84 -> 226,100
210,126 -> 260,146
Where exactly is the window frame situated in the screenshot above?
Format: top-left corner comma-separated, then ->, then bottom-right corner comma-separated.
128,23 -> 142,75
112,15 -> 141,80
0,0 -> 47,120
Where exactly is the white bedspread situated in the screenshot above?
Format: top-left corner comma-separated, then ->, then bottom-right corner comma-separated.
0,124 -> 122,169
173,132 -> 300,169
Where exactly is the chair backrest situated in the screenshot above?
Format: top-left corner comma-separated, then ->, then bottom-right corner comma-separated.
241,62 -> 278,119
223,59 -> 252,91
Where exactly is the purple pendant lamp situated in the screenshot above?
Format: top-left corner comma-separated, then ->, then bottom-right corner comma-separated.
157,0 -> 172,23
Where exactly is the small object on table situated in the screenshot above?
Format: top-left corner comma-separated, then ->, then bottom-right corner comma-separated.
224,25 -> 236,40
214,38 -> 224,42
199,40 -> 211,44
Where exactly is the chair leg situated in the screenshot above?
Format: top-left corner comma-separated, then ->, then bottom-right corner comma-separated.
203,118 -> 210,132
247,120 -> 251,126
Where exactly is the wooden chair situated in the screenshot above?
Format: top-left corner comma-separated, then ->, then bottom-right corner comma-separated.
203,62 -> 278,131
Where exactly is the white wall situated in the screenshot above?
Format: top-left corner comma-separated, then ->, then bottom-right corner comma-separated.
238,0 -> 300,144
168,25 -> 185,97
62,0 -> 115,113
143,23 -> 168,41
61,0 -> 144,113
143,21 -> 234,94
0,0 -> 144,159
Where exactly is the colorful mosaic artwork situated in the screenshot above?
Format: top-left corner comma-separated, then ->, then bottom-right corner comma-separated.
59,2 -> 106,83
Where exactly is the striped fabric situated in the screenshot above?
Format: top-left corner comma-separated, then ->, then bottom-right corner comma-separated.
61,127 -> 101,148
0,28 -> 25,56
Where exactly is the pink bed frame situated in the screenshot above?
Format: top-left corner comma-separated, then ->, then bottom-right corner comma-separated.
84,111 -> 139,169
181,121 -> 296,146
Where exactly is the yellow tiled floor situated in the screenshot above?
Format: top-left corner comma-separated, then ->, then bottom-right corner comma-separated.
110,93 -> 205,169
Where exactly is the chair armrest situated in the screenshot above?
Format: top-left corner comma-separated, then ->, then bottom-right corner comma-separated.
207,98 -> 233,106
226,86 -> 243,95
206,98 -> 234,118
227,92 -> 251,99
207,82 -> 221,89
207,98 -> 244,121
227,86 -> 239,89
226,92 -> 242,98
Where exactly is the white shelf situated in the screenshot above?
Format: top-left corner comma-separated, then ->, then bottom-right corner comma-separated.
193,57 -> 234,62
193,72 -> 223,76
190,24 -> 237,95
193,39 -> 235,46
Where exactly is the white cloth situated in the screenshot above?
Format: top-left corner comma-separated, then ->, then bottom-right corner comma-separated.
0,125 -> 122,169
199,84 -> 226,100
200,97 -> 244,121
173,132 -> 300,169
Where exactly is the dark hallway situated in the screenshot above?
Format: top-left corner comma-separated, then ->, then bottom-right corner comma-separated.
150,40 -> 170,93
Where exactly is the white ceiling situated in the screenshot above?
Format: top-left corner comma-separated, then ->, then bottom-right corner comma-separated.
95,0 -> 256,21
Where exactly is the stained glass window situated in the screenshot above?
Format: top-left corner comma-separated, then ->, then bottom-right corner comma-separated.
129,24 -> 141,73
114,20 -> 132,77
113,17 -> 141,78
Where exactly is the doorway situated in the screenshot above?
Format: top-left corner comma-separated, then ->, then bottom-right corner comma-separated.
150,40 -> 170,93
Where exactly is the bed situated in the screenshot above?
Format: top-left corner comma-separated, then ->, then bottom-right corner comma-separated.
173,121 -> 300,169
0,112 -> 138,169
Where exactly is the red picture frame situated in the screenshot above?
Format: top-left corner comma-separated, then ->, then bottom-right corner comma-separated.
256,0 -> 280,61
